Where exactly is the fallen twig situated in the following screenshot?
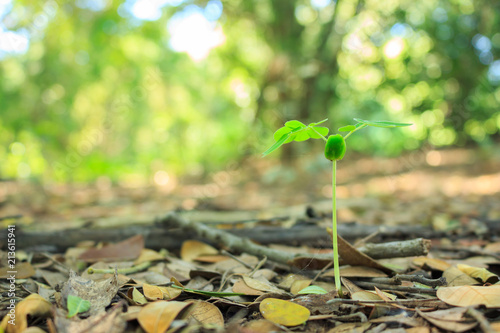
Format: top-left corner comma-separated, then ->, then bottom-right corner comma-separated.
161,212 -> 430,269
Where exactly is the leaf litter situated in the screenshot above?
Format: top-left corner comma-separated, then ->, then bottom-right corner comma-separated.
2,162 -> 500,332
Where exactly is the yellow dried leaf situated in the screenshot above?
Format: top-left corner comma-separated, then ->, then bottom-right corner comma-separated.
132,288 -> 148,305
259,298 -> 310,327
180,240 -> 218,262
0,294 -> 52,333
138,301 -> 192,333
142,283 -> 181,300
437,285 -> 500,308
143,284 -> 164,301
456,264 -> 499,283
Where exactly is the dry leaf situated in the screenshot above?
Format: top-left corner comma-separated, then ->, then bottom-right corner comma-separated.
278,274 -> 310,291
413,257 -> 451,271
456,264 -> 499,283
416,308 -> 477,332
79,235 -> 144,263
242,275 -> 286,294
61,271 -> 120,315
0,262 -> 36,279
232,279 -> 264,296
134,249 -> 165,265
290,279 -> 312,295
130,287 -> 147,305
180,240 -> 219,262
259,298 -> 310,327
442,266 -> 480,287
54,302 -> 126,333
188,300 -> 224,326
0,294 -> 52,333
335,266 -> 387,278
243,319 -> 283,332
332,233 -> 393,274
437,285 -> 500,308
137,301 -> 192,333
142,283 -> 181,301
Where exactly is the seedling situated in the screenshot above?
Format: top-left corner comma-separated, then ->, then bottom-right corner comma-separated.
263,118 -> 412,296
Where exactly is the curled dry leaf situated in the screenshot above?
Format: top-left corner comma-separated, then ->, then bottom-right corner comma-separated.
259,298 -> 310,327
456,264 -> 499,283
437,285 -> 500,308
138,301 -> 193,333
0,294 -> 52,333
180,240 -> 219,262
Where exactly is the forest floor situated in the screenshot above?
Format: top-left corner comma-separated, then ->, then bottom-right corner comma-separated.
1,147 -> 500,333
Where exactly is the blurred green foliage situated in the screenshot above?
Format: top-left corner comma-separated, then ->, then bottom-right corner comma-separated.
0,0 -> 499,183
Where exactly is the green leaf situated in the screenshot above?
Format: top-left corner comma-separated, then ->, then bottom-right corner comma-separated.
262,132 -> 292,157
293,131 -> 310,141
285,120 -> 306,130
67,295 -> 91,318
273,127 -> 294,143
297,285 -> 328,295
338,125 -> 356,132
307,126 -> 329,139
353,118 -> 412,128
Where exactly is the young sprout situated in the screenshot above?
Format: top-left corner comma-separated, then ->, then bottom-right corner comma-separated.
263,118 -> 412,297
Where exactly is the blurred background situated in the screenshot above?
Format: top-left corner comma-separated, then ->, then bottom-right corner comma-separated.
0,0 -> 499,219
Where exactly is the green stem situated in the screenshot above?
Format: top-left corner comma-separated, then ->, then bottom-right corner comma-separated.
310,127 -> 328,142
332,160 -> 342,297
343,124 -> 368,140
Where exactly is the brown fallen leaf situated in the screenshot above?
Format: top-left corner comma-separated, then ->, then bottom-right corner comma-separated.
332,233 -> 393,274
416,308 -> 477,333
242,275 -> 286,294
242,319 -> 284,332
137,301 -> 193,333
0,262 -> 36,279
437,285 -> 500,308
442,266 -> 480,287
232,278 -> 264,296
180,240 -> 219,262
187,300 -> 224,327
79,235 -> 144,263
413,257 -> 451,271
0,294 -> 52,333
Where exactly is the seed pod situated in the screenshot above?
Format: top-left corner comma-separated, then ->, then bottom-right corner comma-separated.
324,134 -> 346,161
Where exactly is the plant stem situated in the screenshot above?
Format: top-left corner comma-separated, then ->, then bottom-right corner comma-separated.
332,160 -> 342,297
